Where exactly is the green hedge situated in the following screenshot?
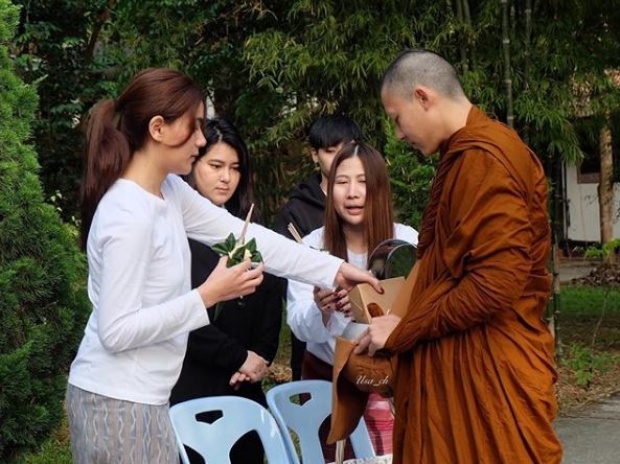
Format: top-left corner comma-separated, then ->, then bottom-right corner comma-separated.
0,1 -> 89,461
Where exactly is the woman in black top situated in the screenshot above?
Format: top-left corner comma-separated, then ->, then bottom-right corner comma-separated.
170,118 -> 283,464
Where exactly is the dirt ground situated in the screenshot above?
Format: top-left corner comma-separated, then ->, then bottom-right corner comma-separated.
557,362 -> 620,413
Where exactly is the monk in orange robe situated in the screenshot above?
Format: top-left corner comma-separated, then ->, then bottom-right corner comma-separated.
356,49 -> 563,463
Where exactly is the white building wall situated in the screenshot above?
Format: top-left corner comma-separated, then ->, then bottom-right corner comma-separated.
564,163 -> 620,242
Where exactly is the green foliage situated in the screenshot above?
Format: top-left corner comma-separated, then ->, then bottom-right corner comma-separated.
8,0 -> 620,229
239,0 -> 620,221
211,233 -> 263,265
211,232 -> 263,319
13,417 -> 71,464
559,284 -> 620,388
383,118 -> 436,228
584,245 -> 605,259
561,285 -> 620,317
583,240 -> 620,260
12,0 -> 620,228
243,1 -> 420,147
603,239 -> 620,257
12,0 -> 118,221
560,284 -> 620,353
0,1 -> 89,460
563,344 -> 620,388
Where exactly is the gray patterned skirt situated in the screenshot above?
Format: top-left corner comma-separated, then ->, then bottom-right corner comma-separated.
66,384 -> 179,464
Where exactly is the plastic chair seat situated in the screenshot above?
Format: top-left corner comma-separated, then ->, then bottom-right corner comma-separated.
266,379 -> 375,464
169,395 -> 292,464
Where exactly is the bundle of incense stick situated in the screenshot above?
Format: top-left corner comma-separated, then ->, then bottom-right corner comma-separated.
238,203 -> 254,244
287,222 -> 303,244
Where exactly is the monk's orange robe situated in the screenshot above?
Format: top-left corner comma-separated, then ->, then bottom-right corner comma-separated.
385,107 -> 562,463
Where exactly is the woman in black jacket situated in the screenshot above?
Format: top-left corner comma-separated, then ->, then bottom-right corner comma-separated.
171,118 -> 283,464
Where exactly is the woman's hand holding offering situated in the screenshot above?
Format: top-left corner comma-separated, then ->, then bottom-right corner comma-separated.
197,256 -> 264,309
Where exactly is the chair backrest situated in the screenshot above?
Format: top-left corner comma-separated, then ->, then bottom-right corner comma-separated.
266,379 -> 375,463
169,396 -> 292,464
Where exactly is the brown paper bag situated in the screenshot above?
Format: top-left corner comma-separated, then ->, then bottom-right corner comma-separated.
328,263 -> 420,444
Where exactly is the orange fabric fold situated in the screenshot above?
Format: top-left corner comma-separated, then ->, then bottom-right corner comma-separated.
385,107 -> 562,463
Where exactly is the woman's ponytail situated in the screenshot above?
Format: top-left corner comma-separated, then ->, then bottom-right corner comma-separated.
79,68 -> 204,250
79,99 -> 131,249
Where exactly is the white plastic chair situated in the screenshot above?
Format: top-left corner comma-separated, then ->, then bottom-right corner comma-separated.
266,379 -> 376,464
169,396 -> 293,464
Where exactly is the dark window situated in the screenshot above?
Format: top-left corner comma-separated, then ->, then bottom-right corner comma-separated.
575,113 -> 620,184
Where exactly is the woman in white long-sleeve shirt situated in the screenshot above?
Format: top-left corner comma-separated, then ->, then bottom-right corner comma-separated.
66,68 -> 379,464
287,141 -> 418,460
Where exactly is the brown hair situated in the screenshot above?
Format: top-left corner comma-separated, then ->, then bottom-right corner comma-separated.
323,142 -> 395,263
79,68 -> 204,249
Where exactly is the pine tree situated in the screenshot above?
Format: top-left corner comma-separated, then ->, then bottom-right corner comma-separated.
0,1 -> 89,460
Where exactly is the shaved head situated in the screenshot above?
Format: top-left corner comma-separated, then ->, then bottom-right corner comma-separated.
381,49 -> 465,100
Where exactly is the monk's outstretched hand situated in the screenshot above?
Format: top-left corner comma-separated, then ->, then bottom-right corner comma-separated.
353,314 -> 401,356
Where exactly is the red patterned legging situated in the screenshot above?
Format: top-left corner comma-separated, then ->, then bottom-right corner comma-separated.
302,351 -> 393,462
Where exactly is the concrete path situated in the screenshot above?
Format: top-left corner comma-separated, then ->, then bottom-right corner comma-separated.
557,259 -> 599,284
555,393 -> 620,464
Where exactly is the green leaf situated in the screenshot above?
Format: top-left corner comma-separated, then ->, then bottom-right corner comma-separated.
211,244 -> 229,255
231,246 -> 246,263
246,238 -> 257,253
214,302 -> 224,321
224,233 -> 236,251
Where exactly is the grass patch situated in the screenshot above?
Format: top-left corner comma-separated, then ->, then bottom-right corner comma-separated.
12,417 -> 71,464
558,285 -> 620,350
560,285 -> 620,317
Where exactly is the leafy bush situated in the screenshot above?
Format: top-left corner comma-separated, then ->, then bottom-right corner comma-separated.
0,1 -> 89,461
580,240 -> 620,260
603,239 -> 620,258
14,418 -> 71,464
12,0 -> 117,222
563,344 -> 620,388
584,245 -> 605,259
